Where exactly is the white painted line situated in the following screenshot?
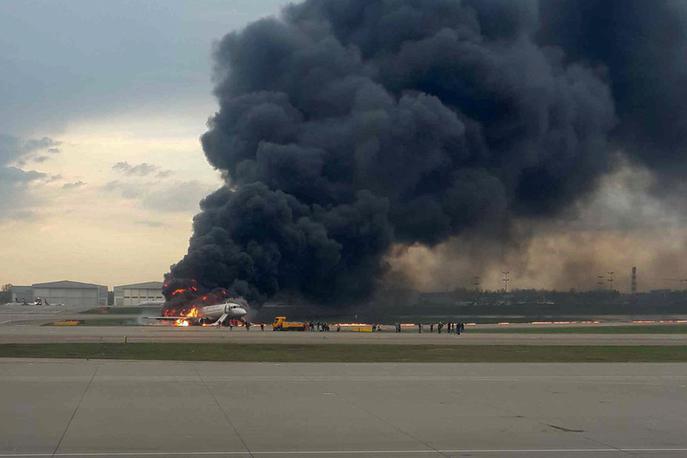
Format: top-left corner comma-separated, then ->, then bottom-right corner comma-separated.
2,448 -> 687,457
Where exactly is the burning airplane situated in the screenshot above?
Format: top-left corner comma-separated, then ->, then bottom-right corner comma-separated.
154,277 -> 248,327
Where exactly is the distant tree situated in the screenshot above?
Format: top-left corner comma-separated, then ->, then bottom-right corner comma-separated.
0,284 -> 12,304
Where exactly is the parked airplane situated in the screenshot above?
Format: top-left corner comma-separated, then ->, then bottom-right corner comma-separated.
2,297 -> 63,306
152,300 -> 248,327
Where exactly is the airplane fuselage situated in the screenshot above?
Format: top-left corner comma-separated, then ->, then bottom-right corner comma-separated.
201,302 -> 247,321
154,300 -> 248,326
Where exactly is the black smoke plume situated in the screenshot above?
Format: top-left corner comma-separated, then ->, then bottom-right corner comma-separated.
170,0 -> 687,304
161,276 -> 232,317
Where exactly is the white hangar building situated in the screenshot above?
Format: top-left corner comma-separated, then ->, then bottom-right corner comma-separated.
32,280 -> 108,307
113,281 -> 164,306
10,285 -> 33,303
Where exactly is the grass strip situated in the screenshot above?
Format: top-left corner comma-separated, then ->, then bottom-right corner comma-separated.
80,306 -> 160,315
469,324 -> 687,334
42,318 -> 144,327
1,343 -> 687,362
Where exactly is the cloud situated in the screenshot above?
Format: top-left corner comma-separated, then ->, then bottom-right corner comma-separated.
112,161 -> 172,178
142,180 -> 213,212
0,166 -> 45,183
62,181 -> 86,190
102,178 -> 211,213
0,134 -> 58,163
20,137 -> 60,154
0,168 -> 43,220
113,161 -> 157,176
102,180 -> 144,199
0,134 -> 57,221
135,220 -> 168,228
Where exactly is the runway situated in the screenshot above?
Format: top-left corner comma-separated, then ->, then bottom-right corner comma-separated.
3,304 -> 687,345
1,360 -> 686,457
1,324 -> 687,345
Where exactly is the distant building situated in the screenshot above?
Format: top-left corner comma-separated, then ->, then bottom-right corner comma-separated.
32,280 -> 108,307
10,285 -> 33,303
113,281 -> 164,306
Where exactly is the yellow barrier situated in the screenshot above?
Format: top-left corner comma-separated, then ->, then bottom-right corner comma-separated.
52,320 -> 82,326
344,325 -> 373,332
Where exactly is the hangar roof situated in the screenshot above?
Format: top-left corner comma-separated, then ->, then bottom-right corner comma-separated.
114,281 -> 163,289
32,280 -> 106,289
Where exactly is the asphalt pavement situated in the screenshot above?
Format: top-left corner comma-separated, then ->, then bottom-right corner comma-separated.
2,323 -> 687,345
1,360 -> 686,457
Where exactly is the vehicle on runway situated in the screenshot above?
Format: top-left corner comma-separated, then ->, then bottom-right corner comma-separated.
151,300 -> 248,327
272,316 -> 308,331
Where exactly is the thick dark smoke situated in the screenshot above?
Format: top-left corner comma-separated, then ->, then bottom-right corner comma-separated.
170,0 -> 687,304
537,0 -> 687,185
161,276 -> 248,317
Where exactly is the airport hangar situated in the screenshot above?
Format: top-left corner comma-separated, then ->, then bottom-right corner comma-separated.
9,285 -> 32,303
113,281 -> 164,306
31,280 -> 108,307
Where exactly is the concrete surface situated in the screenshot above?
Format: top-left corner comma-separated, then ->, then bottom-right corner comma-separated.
2,324 -> 687,345
0,303 -> 93,326
0,305 -> 687,345
3,304 -> 687,346
1,360 -> 687,457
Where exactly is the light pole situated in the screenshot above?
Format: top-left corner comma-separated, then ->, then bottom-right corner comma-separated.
472,276 -> 481,292
607,271 -> 615,291
597,275 -> 606,290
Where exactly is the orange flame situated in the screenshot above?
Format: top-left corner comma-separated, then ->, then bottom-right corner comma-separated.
183,307 -> 200,318
173,306 -> 201,327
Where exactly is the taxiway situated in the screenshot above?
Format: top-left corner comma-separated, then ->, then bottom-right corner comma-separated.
1,360 -> 686,457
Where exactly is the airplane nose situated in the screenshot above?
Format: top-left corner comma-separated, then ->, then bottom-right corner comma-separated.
236,307 -> 247,316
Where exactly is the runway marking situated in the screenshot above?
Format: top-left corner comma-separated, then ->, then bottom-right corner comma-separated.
194,365 -> 254,458
2,449 -> 687,456
51,366 -> 98,456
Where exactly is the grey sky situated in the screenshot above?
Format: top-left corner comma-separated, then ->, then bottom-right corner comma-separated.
0,0 -> 288,136
0,0 -> 290,286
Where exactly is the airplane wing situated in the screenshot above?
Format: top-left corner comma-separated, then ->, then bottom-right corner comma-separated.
148,316 -> 193,321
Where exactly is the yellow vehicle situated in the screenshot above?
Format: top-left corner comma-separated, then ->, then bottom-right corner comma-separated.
272,316 -> 308,331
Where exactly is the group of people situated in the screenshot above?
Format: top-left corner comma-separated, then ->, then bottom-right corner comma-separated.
234,320 -> 466,333
436,322 -> 466,334
394,322 -> 466,334
308,322 -> 333,332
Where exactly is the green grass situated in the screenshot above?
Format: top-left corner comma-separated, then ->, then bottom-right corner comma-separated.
80,306 -> 160,315
1,343 -> 687,362
42,318 -> 144,327
469,324 -> 687,334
